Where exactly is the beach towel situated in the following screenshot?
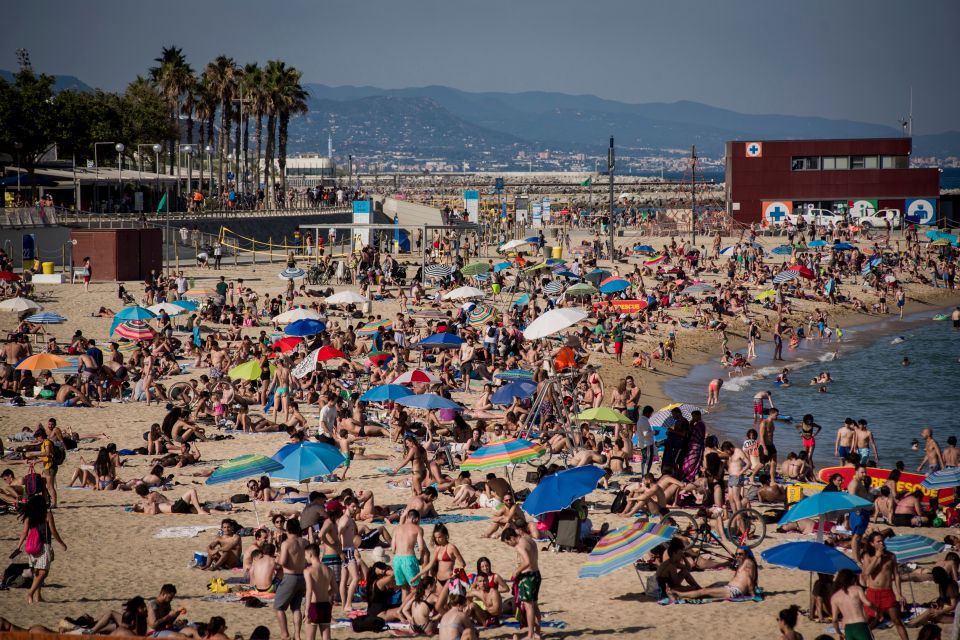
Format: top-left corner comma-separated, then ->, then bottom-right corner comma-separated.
501,620 -> 567,629
154,525 -> 219,539
420,514 -> 489,525
659,588 -> 765,605
386,479 -> 412,490
377,467 -> 412,475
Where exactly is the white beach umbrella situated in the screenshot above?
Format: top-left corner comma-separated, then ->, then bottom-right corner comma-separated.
0,297 -> 41,313
147,302 -> 187,316
325,291 -> 369,305
499,239 -> 530,253
442,286 -> 485,301
273,307 -> 322,324
522,307 -> 589,341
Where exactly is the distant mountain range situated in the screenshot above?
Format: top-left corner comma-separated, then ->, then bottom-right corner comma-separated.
0,68 -> 93,93
4,69 -> 957,163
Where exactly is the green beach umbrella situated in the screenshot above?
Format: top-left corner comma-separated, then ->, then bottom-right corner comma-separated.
524,262 -> 550,273
576,407 -> 635,424
229,359 -> 275,381
461,262 -> 491,276
565,283 -> 599,297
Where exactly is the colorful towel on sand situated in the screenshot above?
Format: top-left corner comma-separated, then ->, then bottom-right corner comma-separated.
154,525 -> 219,539
420,514 -> 489,525
377,467 -> 412,475
659,590 -> 764,605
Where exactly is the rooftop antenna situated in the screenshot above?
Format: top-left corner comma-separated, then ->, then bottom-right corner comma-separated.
900,88 -> 913,138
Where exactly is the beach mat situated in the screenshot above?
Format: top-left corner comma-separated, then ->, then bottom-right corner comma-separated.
155,525 -> 219,539
420,514 -> 489,525
659,594 -> 764,605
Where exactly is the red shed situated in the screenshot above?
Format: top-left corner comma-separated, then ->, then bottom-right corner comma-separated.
70,228 -> 163,281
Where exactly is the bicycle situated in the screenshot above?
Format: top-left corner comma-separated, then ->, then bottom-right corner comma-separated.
663,506 -> 767,557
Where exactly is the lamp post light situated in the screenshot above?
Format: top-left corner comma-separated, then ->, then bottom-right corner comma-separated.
186,146 -> 195,206
204,145 -> 213,196
176,144 -> 194,212
152,144 -> 163,214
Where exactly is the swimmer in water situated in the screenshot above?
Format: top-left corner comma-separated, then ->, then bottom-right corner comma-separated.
892,336 -> 905,345
775,369 -> 791,388
902,357 -> 910,366
706,378 -> 723,407
818,386 -> 828,393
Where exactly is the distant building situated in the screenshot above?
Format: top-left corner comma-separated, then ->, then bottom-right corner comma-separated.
725,138 -> 940,226
282,155 -> 337,185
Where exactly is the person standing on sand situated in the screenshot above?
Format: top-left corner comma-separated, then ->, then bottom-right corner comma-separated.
303,543 -> 334,640
831,568 -> 873,640
501,527 -> 541,640
860,532 -> 908,640
918,428 -> 944,473
835,419 -> 856,463
11,494 -> 67,605
391,509 -> 426,600
274,518 -> 307,640
951,306 -> 960,330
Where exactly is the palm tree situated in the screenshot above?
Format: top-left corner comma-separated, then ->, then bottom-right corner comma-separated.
149,46 -> 193,174
240,63 -> 260,193
275,65 -> 308,204
243,64 -> 267,192
263,60 -> 283,206
194,76 -> 216,194
204,55 -> 238,190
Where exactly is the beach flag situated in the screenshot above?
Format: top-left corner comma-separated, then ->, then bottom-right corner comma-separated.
156,193 -> 167,213
580,177 -> 593,187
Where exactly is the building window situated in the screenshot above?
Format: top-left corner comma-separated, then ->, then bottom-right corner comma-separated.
791,156 -> 820,171
822,156 -> 835,170
881,155 -> 908,169
835,156 -> 849,169
851,155 -> 879,169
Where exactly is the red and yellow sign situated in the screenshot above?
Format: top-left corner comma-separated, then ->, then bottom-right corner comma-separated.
818,465 -> 951,504
592,299 -> 649,314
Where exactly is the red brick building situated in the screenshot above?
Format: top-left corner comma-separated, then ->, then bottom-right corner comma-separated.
725,138 -> 940,226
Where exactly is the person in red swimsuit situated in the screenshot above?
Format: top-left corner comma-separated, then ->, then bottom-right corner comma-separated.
860,532 -> 908,640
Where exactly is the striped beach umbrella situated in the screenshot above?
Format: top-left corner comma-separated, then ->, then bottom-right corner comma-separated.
773,270 -> 800,285
115,306 -> 156,322
579,520 -> 677,578
650,403 -> 700,425
884,535 -> 945,563
788,265 -> 815,279
357,318 -> 392,336
15,353 -> 72,371
644,255 -> 667,267
424,264 -> 453,279
468,304 -> 497,326
541,280 -> 563,296
921,468 -> 960,490
114,320 -> 156,341
599,277 -> 630,294
25,311 -> 66,324
278,267 -> 307,280
565,283 -> 598,297
365,350 -> 393,366
494,369 -> 535,382
460,262 -> 490,276
460,438 -> 545,471
393,368 -> 442,385
206,454 -> 284,486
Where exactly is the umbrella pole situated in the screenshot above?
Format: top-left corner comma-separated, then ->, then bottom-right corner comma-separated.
817,515 -> 824,544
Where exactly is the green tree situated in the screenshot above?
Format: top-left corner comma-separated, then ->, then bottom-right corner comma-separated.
275,65 -> 308,201
149,46 -> 193,173
204,55 -> 238,189
0,67 -> 57,197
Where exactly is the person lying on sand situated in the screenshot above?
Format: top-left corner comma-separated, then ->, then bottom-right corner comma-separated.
666,547 -> 758,600
132,485 -> 210,515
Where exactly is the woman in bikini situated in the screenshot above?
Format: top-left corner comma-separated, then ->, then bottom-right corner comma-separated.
794,414 -> 822,470
415,523 -> 466,612
393,434 -> 429,496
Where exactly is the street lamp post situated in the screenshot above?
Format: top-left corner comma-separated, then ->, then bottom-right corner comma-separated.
204,145 -> 213,196
93,141 -> 116,213
136,143 -> 160,209
152,144 -> 162,214
186,146 -> 195,209
176,144 -> 194,213
116,143 -> 125,208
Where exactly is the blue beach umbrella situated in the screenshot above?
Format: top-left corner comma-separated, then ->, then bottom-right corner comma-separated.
285,318 -> 326,336
171,299 -> 199,311
771,245 -> 793,256
832,242 -> 855,251
719,246 -> 734,256
884,535 -> 946,563
634,245 -> 655,253
523,465 -> 605,516
115,306 -> 156,322
416,333 -> 465,349
271,442 -> 347,481
395,393 -> 463,411
25,311 -> 66,324
555,270 -> 581,280
762,541 -> 860,574
921,468 -> 960,490
493,261 -> 513,272
491,381 -> 537,406
779,492 -> 872,525
359,384 -> 412,402
808,240 -> 827,248
512,293 -> 530,307
599,279 -> 631,294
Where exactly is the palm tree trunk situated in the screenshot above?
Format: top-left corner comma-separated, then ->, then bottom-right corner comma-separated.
265,112 -> 276,207
234,105 -> 242,191
254,112 -> 263,190
278,112 -> 289,207
198,126 -> 206,194
218,99 -> 227,192
243,112 -> 250,192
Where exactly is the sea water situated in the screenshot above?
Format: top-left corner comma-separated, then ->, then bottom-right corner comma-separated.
664,309 -> 960,470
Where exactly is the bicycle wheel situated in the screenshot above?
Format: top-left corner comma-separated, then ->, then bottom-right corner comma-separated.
168,382 -> 195,408
662,510 -> 700,550
724,508 -> 767,549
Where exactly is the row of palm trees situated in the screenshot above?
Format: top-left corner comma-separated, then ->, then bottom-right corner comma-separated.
148,46 -> 308,204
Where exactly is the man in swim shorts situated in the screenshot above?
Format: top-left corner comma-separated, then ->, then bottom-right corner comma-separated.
391,509 -> 426,596
275,519 -> 307,640
501,527 -> 541,640
304,543 -> 334,640
835,419 -> 856,463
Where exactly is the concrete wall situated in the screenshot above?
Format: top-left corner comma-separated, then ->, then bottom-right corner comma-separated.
372,196 -> 443,228
0,226 -> 73,270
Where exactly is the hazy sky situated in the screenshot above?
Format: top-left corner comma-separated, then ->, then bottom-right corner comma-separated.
6,0 -> 958,133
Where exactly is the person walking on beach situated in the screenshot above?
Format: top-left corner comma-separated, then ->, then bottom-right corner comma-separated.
391,509 -> 426,600
636,406 -> 656,476
11,494 -> 67,604
830,568 -> 873,640
274,518 -> 307,640
501,527 -> 541,640
794,414 -> 822,470
918,428 -> 944,473
303,543 -> 334,640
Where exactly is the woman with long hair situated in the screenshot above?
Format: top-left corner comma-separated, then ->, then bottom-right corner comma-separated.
12,494 -> 67,604
93,447 -> 115,491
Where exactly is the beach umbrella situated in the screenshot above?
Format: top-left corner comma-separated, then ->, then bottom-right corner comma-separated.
424,264 -> 454,279
229,359 -> 270,381
460,262 -> 490,276
578,520 -> 677,579
576,407 -> 634,424
522,307 -> 589,340
584,269 -> 611,284
271,442 -> 348,482
0,297 -> 41,313
633,426 -> 669,446
25,311 -> 66,324
773,271 -> 800,285
285,318 -> 326,337
719,246 -> 734,256
15,353 -> 72,371
443,286 -> 485,300
523,262 -> 550,275
366,350 -> 393,366
542,280 -> 563,296
393,368 -> 442,385
114,320 -> 155,341
115,306 -> 156,322
315,345 -> 346,361
554,270 -> 581,280
511,293 -> 530,308
271,336 -> 304,353
206,453 -> 284,486
491,381 -> 537,405
416,333 -> 465,349
273,307 -> 322,324
755,289 -> 777,301
599,277 -> 631,294
832,242 -> 855,251
357,318 -> 392,336
885,535 -> 946,563
808,240 -> 827,248
788,265 -> 815,279
779,492 -> 872,528
494,369 -> 535,382
0,271 -> 22,282
523,465 -> 605,516
644,255 -> 667,266
183,287 -> 217,299
325,291 -> 368,305
493,261 -> 513,272
921,468 -> 960,490
460,438 -> 545,471
657,403 -> 700,420
360,384 -> 412,402
634,245 -> 655,253
771,245 -> 794,256
278,267 -> 307,280
395,393 -> 463,411
681,283 -> 716,295
147,302 -> 186,316
762,541 -> 860,575
499,239 -> 530,253
546,258 -> 566,266
171,299 -> 198,311
473,272 -> 490,283
468,304 -> 497,326
931,238 -> 952,247
565,283 -> 599,297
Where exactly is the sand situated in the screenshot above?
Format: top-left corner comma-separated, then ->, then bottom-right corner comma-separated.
1,229 -> 958,639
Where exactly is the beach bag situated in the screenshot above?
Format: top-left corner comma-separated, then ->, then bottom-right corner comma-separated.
52,443 -> 66,466
351,615 -> 386,633
610,489 -> 628,514
24,527 -> 43,557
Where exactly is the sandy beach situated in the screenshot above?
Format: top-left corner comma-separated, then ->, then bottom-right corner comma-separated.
2,229 -> 959,640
